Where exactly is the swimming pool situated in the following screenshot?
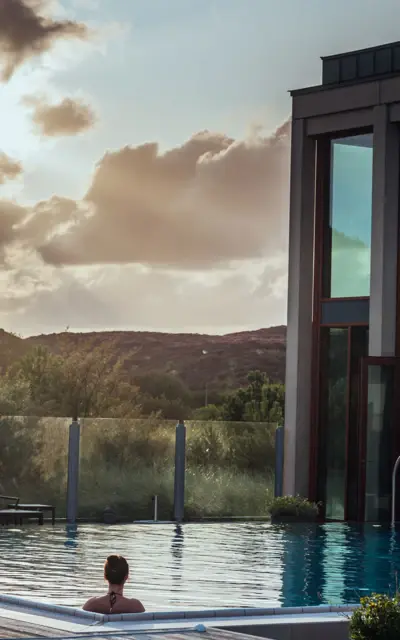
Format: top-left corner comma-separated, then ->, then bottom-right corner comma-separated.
0,522 -> 398,610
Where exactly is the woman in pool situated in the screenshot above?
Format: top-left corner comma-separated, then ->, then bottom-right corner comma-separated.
83,555 -> 145,614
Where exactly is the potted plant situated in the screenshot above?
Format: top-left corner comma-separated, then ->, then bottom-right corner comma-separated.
350,593 -> 400,640
269,495 -> 319,523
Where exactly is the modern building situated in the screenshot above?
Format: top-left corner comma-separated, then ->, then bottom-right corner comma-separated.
283,41 -> 400,522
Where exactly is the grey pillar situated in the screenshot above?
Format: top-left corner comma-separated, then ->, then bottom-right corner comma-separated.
283,118 -> 316,497
275,426 -> 284,498
173,421 -> 186,523
66,420 -> 81,524
369,105 -> 399,357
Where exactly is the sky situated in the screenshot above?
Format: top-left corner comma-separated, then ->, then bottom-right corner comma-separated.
0,0 -> 398,337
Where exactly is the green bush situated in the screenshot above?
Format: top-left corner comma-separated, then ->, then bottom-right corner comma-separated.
185,468 -> 273,519
350,593 -> 400,640
186,420 -> 275,472
269,495 -> 319,519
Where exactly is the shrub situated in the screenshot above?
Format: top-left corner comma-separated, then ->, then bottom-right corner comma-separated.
185,467 -> 274,519
350,593 -> 400,640
186,420 -> 275,472
269,495 -> 319,519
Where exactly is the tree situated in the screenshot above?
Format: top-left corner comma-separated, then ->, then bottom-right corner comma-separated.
220,370 -> 285,423
2,341 -> 141,419
191,404 -> 221,420
134,372 -> 190,403
134,372 -> 193,419
221,388 -> 249,421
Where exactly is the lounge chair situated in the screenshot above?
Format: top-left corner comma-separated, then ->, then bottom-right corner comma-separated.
0,495 -> 55,524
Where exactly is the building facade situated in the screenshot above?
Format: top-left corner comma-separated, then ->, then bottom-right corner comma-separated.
284,41 -> 400,522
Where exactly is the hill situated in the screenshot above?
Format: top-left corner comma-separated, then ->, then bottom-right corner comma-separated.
0,329 -> 30,373
0,326 -> 286,392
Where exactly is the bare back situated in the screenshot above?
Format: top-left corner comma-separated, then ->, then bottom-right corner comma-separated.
83,594 -> 145,614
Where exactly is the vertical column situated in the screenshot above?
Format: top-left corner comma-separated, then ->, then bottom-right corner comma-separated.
173,421 -> 186,523
283,118 -> 316,497
369,105 -> 399,357
274,425 -> 284,497
275,427 -> 285,498
66,419 -> 81,524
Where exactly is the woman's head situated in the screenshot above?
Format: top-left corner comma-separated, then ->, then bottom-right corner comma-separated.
104,555 -> 129,585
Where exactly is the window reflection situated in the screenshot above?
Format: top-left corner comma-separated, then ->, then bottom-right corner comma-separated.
365,365 -> 394,522
327,133 -> 373,298
320,328 -> 348,520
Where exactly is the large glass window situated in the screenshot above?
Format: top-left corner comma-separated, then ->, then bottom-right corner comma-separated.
320,328 -> 348,520
364,365 -> 394,522
326,133 -> 373,298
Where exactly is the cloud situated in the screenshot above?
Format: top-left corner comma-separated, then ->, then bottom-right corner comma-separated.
0,0 -> 89,81
0,195 -> 90,262
72,0 -> 99,9
25,95 -> 97,136
330,228 -> 370,297
0,201 -> 28,265
0,201 -> 27,247
37,120 -> 291,269
0,258 -> 288,335
17,196 -> 90,244
0,153 -> 23,184
0,120 -> 291,334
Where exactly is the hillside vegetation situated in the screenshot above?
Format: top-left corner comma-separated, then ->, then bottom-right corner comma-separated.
0,326 -> 286,391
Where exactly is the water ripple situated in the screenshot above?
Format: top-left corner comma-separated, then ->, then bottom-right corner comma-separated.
0,523 -> 400,609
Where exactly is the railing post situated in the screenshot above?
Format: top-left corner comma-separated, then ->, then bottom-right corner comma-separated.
275,426 -> 284,498
174,420 -> 186,523
66,419 -> 81,524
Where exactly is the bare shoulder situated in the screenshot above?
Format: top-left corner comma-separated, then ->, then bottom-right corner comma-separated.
127,598 -> 145,613
82,596 -> 102,612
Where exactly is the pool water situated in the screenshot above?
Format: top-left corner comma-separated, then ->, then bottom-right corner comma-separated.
0,522 -> 399,610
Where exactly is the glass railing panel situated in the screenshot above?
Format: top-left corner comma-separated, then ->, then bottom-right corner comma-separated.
185,420 -> 276,518
0,416 -> 69,515
79,417 -> 176,521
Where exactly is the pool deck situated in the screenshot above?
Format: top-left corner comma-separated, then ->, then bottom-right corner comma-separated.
0,620 -> 261,640
0,596 -> 355,640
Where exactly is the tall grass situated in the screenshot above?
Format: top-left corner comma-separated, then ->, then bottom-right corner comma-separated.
0,416 -> 275,520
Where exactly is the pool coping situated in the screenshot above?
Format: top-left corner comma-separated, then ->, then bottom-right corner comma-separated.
0,594 -> 360,624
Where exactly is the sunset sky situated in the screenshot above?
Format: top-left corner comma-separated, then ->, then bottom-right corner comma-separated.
1,0 -> 399,336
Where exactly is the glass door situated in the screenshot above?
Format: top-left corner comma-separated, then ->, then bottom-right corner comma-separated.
358,357 -> 400,522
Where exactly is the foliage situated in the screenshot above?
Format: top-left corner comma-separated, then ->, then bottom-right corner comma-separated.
0,377 -> 31,415
186,420 -> 275,472
1,343 -> 141,418
219,370 -> 285,423
191,404 -> 223,420
139,395 -> 191,420
269,495 -> 319,518
134,372 -> 191,404
184,467 -> 273,519
350,593 -> 400,640
134,372 -> 193,419
1,345 -> 284,424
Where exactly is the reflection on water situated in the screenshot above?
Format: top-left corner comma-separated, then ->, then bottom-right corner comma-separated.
0,523 -> 400,609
